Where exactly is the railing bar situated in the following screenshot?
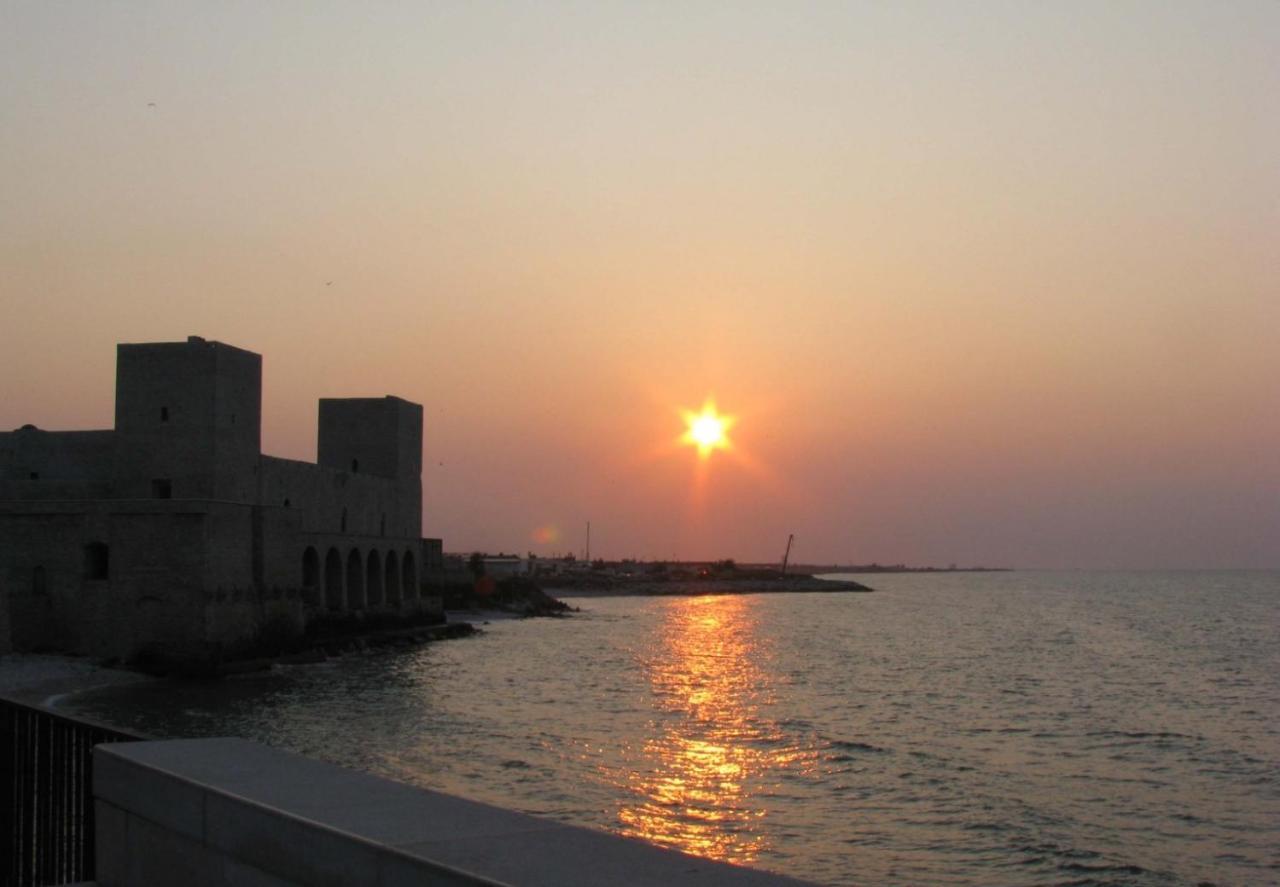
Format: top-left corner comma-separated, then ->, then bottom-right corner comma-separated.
15,708 -> 24,885
83,730 -> 95,882
59,722 -> 68,883
71,725 -> 82,879
25,708 -> 36,886
69,723 -> 78,882
3,705 -> 15,887
41,717 -> 50,886
25,708 -> 36,885
15,707 -> 26,886
2,704 -> 14,887
37,712 -> 48,885
44,715 -> 53,885
55,720 -> 68,884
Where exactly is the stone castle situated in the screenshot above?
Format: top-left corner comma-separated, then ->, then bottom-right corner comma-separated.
0,336 -> 443,661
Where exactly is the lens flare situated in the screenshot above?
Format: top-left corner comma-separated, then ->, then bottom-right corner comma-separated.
532,524 -> 560,545
681,400 -> 735,459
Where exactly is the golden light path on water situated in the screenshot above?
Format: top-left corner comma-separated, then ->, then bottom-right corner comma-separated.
607,595 -> 820,864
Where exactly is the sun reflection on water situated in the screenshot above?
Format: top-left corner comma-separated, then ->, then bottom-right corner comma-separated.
610,595 -> 819,864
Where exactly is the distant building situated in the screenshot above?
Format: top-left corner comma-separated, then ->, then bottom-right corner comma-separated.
0,336 -> 441,660
481,556 -> 526,578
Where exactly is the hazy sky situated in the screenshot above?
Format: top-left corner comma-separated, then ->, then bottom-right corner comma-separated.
2,2 -> 1277,567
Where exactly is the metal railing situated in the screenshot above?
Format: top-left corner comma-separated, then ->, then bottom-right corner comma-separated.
1,693 -> 144,887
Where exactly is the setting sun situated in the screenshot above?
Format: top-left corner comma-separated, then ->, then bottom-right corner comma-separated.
681,400 -> 735,459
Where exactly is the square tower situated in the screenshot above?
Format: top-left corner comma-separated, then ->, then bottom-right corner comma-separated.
113,336 -> 262,501
318,396 -> 422,538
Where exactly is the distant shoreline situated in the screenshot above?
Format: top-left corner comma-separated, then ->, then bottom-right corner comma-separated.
791,565 -> 1011,574
547,575 -> 872,597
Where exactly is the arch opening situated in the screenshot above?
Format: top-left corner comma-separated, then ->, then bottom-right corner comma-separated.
346,549 -> 365,610
384,551 -> 400,606
302,547 -> 319,588
366,550 -> 383,607
402,551 -> 417,602
324,547 -> 343,610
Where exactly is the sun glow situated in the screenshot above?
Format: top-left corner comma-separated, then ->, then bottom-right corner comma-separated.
681,400 -> 735,459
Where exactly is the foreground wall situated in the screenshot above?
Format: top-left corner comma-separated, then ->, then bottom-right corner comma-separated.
95,738 -> 809,887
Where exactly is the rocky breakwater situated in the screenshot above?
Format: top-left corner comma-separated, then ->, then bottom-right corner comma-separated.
441,575 -> 578,617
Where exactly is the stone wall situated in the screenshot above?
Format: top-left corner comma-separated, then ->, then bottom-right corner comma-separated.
0,428 -> 115,500
260,456 -> 416,541
94,738 -> 808,887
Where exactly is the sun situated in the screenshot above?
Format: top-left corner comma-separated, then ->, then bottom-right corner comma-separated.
681,399 -> 735,459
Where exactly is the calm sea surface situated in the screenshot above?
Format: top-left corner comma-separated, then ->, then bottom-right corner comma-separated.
66,571 -> 1279,886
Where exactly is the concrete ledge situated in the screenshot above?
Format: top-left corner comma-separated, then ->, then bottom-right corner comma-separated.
94,738 -> 812,887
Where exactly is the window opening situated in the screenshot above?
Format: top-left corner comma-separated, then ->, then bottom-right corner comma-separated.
84,543 -> 109,580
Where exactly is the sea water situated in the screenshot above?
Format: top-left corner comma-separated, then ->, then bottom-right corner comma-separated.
65,571 -> 1279,886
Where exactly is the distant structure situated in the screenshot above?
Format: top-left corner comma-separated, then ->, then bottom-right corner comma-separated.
0,336 -> 443,660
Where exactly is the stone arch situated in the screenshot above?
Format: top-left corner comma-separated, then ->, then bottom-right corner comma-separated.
384,551 -> 400,606
84,542 -> 109,580
302,547 -> 320,589
324,547 -> 343,610
346,549 -> 365,610
402,551 -> 417,601
366,550 -> 383,607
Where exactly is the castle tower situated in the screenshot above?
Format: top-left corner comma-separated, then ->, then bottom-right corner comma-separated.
317,397 -> 422,539
112,336 -> 262,502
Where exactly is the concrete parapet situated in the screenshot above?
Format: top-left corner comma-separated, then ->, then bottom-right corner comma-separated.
94,738 -> 811,887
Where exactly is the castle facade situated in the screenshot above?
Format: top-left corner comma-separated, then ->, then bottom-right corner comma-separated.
0,336 -> 441,661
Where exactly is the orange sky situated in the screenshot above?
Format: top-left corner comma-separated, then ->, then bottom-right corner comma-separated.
2,3 -> 1277,567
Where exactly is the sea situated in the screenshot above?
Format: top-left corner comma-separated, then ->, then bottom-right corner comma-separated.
62,571 -> 1279,886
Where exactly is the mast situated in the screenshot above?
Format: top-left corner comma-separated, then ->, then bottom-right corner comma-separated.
781,533 -> 794,574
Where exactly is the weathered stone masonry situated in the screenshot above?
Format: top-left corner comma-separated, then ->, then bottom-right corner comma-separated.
0,336 -> 441,659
